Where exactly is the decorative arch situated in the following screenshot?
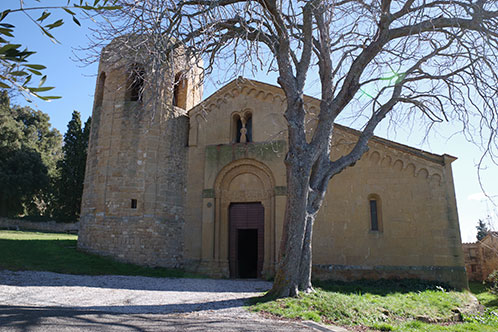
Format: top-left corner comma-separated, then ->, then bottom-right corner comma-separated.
211,158 -> 276,277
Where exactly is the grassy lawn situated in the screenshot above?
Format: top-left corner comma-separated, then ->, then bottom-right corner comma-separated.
0,230 -> 200,278
251,280 -> 498,331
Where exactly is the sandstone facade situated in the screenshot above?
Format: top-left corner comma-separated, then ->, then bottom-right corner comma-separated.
79,44 -> 467,289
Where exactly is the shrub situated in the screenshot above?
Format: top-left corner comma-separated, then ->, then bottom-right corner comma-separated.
486,270 -> 498,295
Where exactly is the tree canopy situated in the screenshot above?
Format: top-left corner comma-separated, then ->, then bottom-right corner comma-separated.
0,90 -> 61,216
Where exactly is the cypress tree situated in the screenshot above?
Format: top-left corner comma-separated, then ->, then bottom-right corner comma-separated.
54,111 -> 91,221
476,219 -> 490,241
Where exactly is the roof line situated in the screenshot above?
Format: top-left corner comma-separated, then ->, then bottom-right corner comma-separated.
189,77 -> 455,166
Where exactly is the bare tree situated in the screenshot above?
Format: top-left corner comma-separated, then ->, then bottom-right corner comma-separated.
88,0 -> 498,297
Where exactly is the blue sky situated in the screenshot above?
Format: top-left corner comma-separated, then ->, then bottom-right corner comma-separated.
3,1 -> 497,242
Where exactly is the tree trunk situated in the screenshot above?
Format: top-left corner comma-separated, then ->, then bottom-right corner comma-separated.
268,157 -> 321,297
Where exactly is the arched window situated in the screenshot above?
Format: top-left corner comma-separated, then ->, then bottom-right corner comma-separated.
173,72 -> 188,109
245,113 -> 252,142
232,112 -> 252,143
95,72 -> 106,107
368,194 -> 382,232
127,64 -> 145,102
232,113 -> 242,143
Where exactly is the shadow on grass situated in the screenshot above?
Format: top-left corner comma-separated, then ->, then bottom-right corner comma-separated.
312,278 -> 453,296
0,237 -> 273,293
0,238 -> 196,279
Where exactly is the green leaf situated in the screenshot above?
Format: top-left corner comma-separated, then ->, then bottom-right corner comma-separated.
27,68 -> 42,76
0,81 -> 10,89
0,28 -> 14,37
10,71 -> 29,76
25,64 -> 47,70
28,86 -> 55,92
37,11 -> 51,22
62,8 -> 76,16
0,10 -> 10,22
0,44 -> 21,54
39,27 -> 55,40
72,16 -> 81,26
75,5 -> 93,10
38,95 -> 62,100
0,23 -> 15,28
46,19 -> 64,30
39,75 -> 47,87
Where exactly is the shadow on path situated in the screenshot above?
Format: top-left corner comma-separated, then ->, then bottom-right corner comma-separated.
0,270 -> 272,293
0,304 -> 316,332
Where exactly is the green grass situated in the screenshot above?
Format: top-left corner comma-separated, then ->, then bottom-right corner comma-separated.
250,279 -> 498,331
470,281 -> 498,310
0,230 -> 201,278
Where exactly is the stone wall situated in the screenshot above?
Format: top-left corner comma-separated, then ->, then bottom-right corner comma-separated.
313,264 -> 467,290
463,234 -> 498,281
0,217 -> 79,233
462,242 -> 483,281
78,38 -> 199,268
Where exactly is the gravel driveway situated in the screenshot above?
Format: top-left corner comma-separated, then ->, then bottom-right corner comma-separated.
0,271 -> 344,331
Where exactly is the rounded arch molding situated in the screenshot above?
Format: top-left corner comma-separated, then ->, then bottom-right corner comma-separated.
214,158 -> 275,199
211,158 -> 277,278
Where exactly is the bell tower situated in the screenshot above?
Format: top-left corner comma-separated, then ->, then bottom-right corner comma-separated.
78,36 -> 203,267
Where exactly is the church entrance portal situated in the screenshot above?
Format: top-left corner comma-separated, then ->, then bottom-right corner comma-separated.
229,203 -> 264,278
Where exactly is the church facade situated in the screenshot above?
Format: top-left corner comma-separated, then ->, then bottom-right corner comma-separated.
78,40 -> 467,289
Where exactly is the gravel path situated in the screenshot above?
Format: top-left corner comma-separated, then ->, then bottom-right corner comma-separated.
0,270 -> 270,315
0,271 -> 345,331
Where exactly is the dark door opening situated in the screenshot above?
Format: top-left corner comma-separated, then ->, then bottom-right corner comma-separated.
237,229 -> 258,278
229,202 -> 264,278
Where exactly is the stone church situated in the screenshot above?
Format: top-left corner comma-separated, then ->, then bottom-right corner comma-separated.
78,39 -> 467,289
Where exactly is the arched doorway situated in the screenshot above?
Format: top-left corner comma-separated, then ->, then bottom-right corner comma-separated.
212,159 -> 276,278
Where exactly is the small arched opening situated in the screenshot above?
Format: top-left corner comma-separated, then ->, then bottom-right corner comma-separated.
173,72 -> 188,109
126,64 -> 145,102
368,194 -> 383,232
95,72 -> 106,107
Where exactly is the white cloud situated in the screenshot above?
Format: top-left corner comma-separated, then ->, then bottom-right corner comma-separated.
467,192 -> 487,201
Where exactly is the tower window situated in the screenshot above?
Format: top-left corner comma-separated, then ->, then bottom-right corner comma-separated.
95,72 -> 106,107
368,194 -> 382,232
127,65 -> 145,102
131,199 -> 137,209
173,72 -> 188,109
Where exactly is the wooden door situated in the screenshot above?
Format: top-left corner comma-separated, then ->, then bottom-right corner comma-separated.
229,203 -> 264,278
